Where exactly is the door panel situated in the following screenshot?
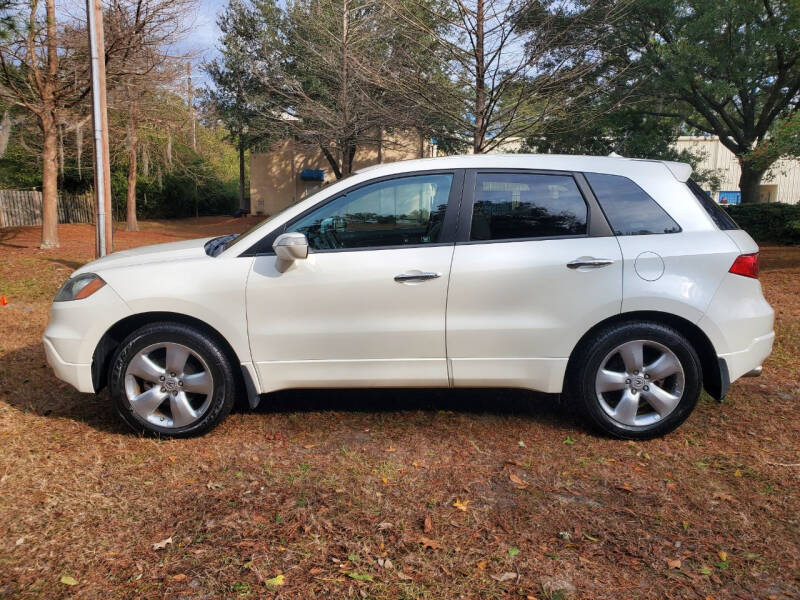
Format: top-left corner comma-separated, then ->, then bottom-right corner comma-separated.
446,169 -> 623,392
247,246 -> 455,392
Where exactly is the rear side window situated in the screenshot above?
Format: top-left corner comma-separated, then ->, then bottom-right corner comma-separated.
470,173 -> 587,241
585,172 -> 681,236
687,179 -> 739,230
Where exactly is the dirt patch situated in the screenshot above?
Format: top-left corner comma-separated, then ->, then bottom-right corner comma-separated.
0,222 -> 798,599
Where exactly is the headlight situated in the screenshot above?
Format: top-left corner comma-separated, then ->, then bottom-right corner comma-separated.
54,273 -> 106,302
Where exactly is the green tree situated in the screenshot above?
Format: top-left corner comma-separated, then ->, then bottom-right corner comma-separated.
603,0 -> 800,203
204,0 -> 283,207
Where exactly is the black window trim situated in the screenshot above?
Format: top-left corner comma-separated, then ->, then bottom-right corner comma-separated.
240,169 -> 466,256
455,168 -> 613,245
582,170 -> 683,236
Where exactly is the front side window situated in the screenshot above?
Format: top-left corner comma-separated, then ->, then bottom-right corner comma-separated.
470,173 -> 588,241
290,173 -> 453,250
585,172 -> 681,235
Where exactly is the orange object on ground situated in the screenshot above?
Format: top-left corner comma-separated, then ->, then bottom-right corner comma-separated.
0,294 -> 7,306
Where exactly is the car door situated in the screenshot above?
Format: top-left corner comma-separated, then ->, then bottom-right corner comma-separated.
246,170 -> 463,393
446,169 -> 623,393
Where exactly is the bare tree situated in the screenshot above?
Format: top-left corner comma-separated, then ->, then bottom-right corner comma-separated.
104,0 -> 196,231
388,0 -> 631,153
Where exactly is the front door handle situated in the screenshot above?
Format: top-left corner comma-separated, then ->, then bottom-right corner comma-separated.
394,271 -> 442,283
567,258 -> 614,270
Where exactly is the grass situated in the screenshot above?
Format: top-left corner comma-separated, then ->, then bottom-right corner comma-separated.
0,219 -> 798,599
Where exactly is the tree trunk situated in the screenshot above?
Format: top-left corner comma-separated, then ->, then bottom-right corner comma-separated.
738,158 -> 768,204
0,110 -> 12,158
126,114 -> 139,231
238,137 -> 247,211
473,0 -> 486,154
341,141 -> 356,177
40,0 -> 60,249
40,113 -> 60,248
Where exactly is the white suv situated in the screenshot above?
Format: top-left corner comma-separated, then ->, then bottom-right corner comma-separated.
43,154 -> 774,439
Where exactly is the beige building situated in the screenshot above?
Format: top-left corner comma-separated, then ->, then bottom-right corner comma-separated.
249,131 -> 436,216
674,135 -> 800,205
251,132 -> 800,215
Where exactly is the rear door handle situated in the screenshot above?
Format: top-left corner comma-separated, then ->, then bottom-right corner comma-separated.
567,258 -> 614,269
394,271 -> 441,283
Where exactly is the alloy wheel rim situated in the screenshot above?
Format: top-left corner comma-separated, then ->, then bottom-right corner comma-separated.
124,342 -> 214,429
594,339 -> 685,428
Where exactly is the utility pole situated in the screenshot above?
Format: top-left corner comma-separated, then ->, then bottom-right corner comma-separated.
87,0 -> 113,257
187,63 -> 196,151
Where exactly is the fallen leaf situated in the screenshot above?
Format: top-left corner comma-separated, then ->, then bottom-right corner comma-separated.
384,447 -> 396,453
347,572 -> 373,582
206,482 -> 223,490
452,498 -> 470,511
377,522 -> 393,530
303,443 -> 318,449
667,559 -> 682,569
583,533 -> 599,542
396,571 -> 413,580
490,571 -> 517,582
381,476 -> 388,484
264,574 -> 285,588
718,550 -> 728,562
423,514 -> 432,533
418,536 -> 442,550
171,574 -> 187,582
476,560 -> 487,570
698,566 -> 712,575
152,536 -> 173,551
15,537 -> 24,546
60,576 -> 78,586
509,473 -> 528,488
734,469 -> 742,477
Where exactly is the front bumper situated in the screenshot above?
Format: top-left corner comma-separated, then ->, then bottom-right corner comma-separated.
42,283 -> 132,393
43,336 -> 95,393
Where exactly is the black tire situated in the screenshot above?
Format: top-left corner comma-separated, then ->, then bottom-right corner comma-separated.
566,321 -> 702,439
109,322 -> 236,437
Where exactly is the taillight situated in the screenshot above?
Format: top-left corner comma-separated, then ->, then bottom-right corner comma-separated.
729,253 -> 759,279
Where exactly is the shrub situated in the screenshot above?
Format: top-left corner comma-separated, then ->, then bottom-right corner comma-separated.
724,203 -> 800,245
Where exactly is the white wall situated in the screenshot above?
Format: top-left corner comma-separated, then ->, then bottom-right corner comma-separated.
674,136 -> 800,205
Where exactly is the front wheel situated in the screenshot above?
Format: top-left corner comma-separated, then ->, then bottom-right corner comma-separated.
568,322 -> 702,439
109,322 -> 236,437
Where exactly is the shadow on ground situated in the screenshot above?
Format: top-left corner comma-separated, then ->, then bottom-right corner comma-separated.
0,343 -> 580,434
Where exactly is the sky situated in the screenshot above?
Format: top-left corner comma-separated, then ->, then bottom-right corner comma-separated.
186,0 -> 224,64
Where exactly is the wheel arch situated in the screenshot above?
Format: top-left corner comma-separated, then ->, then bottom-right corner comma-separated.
91,311 -> 247,396
565,311 -> 726,400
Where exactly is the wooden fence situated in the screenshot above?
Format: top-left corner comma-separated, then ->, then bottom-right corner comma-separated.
0,190 -> 94,228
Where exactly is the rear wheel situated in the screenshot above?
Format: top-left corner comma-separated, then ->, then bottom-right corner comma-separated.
109,322 -> 236,437
568,322 -> 702,439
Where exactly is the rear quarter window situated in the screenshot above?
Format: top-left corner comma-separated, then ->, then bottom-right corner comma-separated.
584,172 -> 681,236
687,180 -> 740,230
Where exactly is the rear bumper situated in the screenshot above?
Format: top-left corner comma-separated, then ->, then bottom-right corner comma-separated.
719,330 -> 775,383
43,336 -> 95,393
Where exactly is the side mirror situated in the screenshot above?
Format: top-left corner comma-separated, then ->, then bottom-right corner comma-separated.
273,232 -> 309,262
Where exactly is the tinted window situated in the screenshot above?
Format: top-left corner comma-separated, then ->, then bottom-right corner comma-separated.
687,179 -> 739,230
585,172 -> 681,235
290,173 -> 453,250
470,173 -> 587,241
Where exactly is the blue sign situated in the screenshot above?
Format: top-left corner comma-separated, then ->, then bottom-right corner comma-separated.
717,191 -> 741,205
300,169 -> 325,182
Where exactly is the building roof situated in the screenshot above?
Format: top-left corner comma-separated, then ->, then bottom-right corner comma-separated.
354,153 -> 694,182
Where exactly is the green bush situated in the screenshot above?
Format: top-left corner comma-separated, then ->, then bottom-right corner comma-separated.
724,203 -> 800,245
